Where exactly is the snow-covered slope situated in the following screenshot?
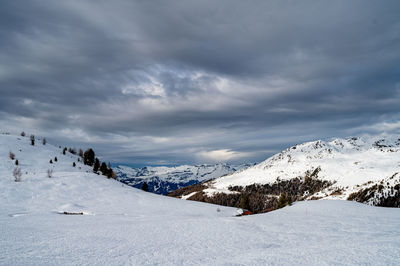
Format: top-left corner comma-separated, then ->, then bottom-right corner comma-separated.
0,134 -> 91,178
1,133 -> 400,265
204,135 -> 400,199
171,135 -> 400,212
115,163 -> 250,194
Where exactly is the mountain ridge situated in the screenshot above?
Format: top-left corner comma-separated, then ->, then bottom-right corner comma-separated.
115,163 -> 253,195
170,134 -> 400,212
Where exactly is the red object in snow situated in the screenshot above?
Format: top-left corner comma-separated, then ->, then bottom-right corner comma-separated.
242,210 -> 253,216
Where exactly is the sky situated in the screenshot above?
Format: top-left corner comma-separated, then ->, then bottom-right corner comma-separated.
1,0 -> 400,166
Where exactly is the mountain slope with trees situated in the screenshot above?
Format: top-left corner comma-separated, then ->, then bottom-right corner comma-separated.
170,135 -> 400,213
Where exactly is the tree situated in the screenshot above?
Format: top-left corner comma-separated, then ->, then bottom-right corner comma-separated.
72,162 -> 76,167
30,135 -> 35,146
69,147 -> 76,155
9,151 -> 15,160
106,163 -> 115,179
100,162 -> 108,176
287,194 -> 293,206
142,182 -> 149,192
42,138 -> 46,145
15,159 -> 19,165
106,167 -> 113,179
83,149 -> 95,166
20,131 -> 25,137
277,193 -> 288,209
109,169 -> 117,179
63,147 -> 67,155
13,167 -> 22,182
54,156 -> 58,162
93,158 -> 100,172
79,149 -> 84,158
47,169 -> 53,178
50,159 -> 53,164
241,194 -> 250,210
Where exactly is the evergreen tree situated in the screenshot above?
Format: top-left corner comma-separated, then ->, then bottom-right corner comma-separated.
241,194 -> 250,210
108,169 -> 116,179
15,159 -> 19,165
93,158 -> 100,172
49,159 -> 53,164
100,162 -> 108,175
63,147 -> 67,155
54,156 -> 58,162
277,193 -> 288,209
287,194 -> 293,206
142,182 -> 149,192
30,135 -> 35,146
42,138 -> 46,145
72,162 -> 76,167
83,149 -> 95,166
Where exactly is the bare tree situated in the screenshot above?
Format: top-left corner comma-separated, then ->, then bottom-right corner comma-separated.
9,151 -> 15,160
47,169 -> 53,178
13,167 -> 22,182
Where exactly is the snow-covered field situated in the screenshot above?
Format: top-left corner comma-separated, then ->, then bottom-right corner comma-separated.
1,134 -> 400,265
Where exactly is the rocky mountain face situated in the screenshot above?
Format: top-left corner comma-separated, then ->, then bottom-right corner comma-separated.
115,163 -> 252,195
169,135 -> 400,213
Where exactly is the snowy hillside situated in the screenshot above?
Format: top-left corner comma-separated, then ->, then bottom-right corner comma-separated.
0,133 -> 92,179
1,133 -> 400,265
209,135 -> 400,196
116,164 -> 250,194
172,135 -> 400,212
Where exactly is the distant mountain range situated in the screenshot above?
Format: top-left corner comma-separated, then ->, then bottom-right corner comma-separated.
115,163 -> 253,195
170,135 -> 400,212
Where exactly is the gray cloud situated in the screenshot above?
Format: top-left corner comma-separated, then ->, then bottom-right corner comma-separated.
1,0 -> 400,166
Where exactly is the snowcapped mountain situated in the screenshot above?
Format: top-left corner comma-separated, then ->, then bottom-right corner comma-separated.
171,135 -> 400,212
115,163 -> 252,195
2,133 -> 400,265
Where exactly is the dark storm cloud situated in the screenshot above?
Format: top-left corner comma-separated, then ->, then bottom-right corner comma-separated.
1,0 -> 400,165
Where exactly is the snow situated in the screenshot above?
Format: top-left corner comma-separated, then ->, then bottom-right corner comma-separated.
206,135 -> 400,198
1,134 -> 400,265
115,163 -> 250,194
181,191 -> 198,200
116,164 -> 241,183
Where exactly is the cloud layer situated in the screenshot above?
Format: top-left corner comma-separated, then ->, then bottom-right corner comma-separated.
1,1 -> 400,165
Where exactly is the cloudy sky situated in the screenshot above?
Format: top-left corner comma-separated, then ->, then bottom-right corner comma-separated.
1,0 -> 400,166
